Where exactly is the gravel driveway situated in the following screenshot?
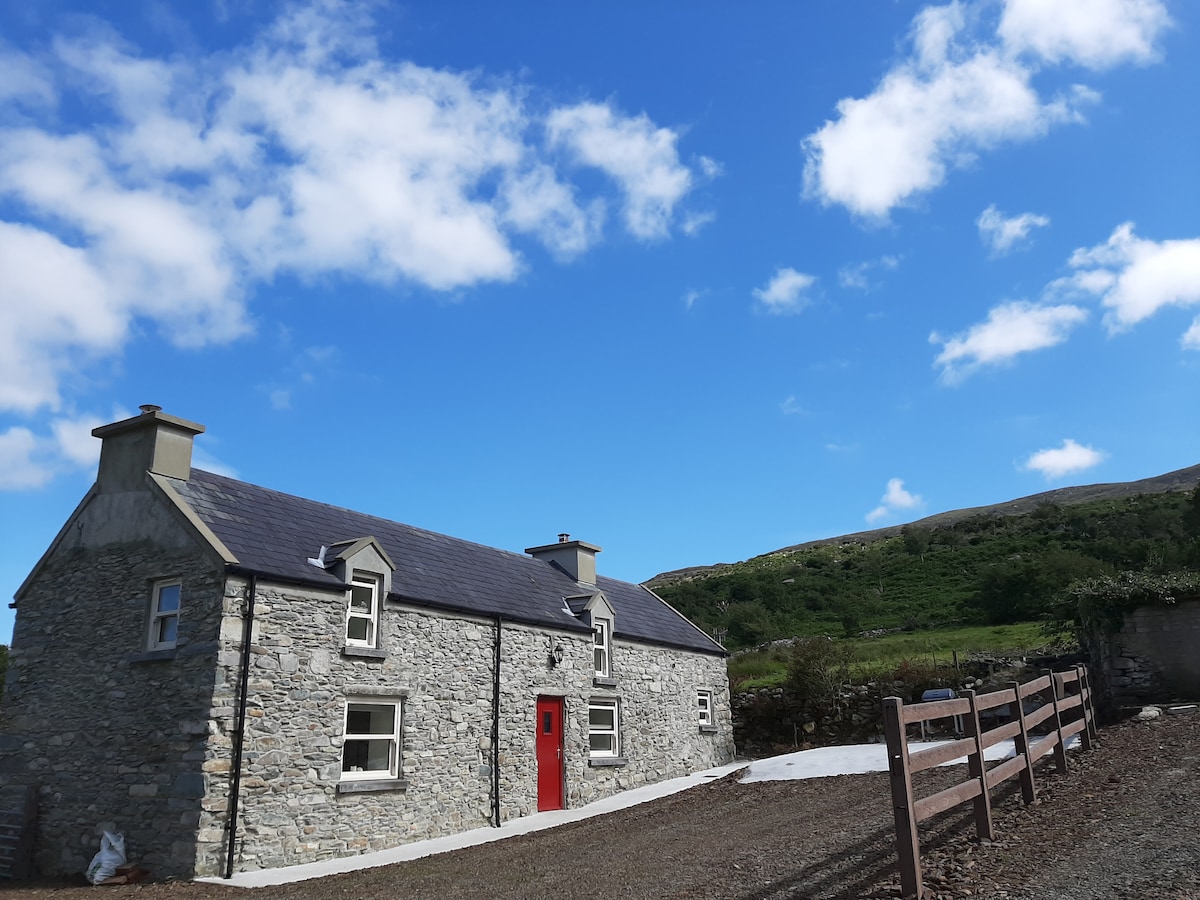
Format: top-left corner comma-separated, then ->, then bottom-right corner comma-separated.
9,711 -> 1199,899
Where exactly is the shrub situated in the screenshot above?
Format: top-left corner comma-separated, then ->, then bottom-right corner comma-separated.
787,637 -> 855,707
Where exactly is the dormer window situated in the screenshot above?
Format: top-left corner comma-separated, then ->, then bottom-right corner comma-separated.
593,616 -> 611,677
346,571 -> 380,647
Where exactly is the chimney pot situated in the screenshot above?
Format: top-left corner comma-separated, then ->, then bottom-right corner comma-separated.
140,404 -> 162,414
558,533 -> 570,543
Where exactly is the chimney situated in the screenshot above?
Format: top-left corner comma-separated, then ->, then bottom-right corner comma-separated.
526,535 -> 602,585
91,405 -> 205,492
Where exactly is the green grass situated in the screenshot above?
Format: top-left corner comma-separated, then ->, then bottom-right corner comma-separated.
727,622 -> 1070,690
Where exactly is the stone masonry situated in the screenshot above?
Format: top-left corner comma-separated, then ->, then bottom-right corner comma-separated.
0,491 -> 227,878
1093,599 -> 1200,703
205,576 -> 733,874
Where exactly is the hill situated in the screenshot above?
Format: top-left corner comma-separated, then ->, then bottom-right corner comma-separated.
645,464 -> 1200,649
647,463 -> 1200,587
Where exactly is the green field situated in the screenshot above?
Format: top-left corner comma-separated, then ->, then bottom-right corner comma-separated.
728,621 -> 1066,690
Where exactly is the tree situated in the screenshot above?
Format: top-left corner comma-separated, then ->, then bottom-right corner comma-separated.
970,550 -> 1107,624
787,637 -> 855,709
901,525 -> 931,560
1183,485 -> 1200,540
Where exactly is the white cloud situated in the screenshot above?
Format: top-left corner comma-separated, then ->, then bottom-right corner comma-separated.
779,396 -> 806,416
1022,438 -> 1106,479
0,410 -> 115,489
802,0 -> 1164,219
999,0 -> 1171,69
839,255 -> 900,291
977,204 -> 1050,255
1058,223 -> 1200,334
49,413 -> 108,468
680,210 -> 716,237
753,267 -> 817,315
0,221 -> 127,413
0,5 -> 709,426
931,300 -> 1088,382
866,477 -> 924,524
0,427 -> 53,490
547,102 -> 695,240
0,44 -> 55,107
683,289 -> 706,310
1183,317 -> 1200,351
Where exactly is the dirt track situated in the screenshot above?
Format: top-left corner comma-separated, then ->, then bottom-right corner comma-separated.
8,711 -> 1200,899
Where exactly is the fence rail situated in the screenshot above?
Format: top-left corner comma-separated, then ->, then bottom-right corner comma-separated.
882,665 -> 1097,899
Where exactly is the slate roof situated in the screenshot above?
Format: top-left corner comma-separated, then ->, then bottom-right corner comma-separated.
167,469 -> 725,656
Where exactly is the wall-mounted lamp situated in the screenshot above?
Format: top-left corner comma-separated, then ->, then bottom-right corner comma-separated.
550,642 -> 565,667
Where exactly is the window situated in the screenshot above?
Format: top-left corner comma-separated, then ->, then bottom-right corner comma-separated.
592,617 -> 611,677
697,690 -> 713,726
147,579 -> 181,650
341,700 -> 401,781
588,699 -> 619,757
346,572 -> 380,647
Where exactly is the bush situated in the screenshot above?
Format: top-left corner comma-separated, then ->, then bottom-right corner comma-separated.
787,637 -> 855,707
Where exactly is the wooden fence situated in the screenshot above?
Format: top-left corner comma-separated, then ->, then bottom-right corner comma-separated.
882,666 -> 1098,899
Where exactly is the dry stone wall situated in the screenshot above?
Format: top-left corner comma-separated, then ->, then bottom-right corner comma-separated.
1092,600 -> 1200,703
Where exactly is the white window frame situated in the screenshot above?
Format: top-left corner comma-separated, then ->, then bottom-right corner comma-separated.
340,699 -> 402,781
593,616 -> 611,677
697,690 -> 714,726
588,698 -> 620,758
147,579 -> 181,651
345,571 -> 380,648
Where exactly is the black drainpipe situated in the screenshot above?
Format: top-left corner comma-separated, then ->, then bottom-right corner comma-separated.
491,615 -> 502,828
224,573 -> 257,879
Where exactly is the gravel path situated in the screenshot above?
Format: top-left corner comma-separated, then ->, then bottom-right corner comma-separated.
9,711 -> 1199,899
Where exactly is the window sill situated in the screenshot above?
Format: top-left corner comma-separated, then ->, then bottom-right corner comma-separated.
592,676 -> 618,688
342,645 -> 387,660
587,756 -> 628,768
128,649 -> 178,664
699,724 -> 719,734
336,778 -> 408,794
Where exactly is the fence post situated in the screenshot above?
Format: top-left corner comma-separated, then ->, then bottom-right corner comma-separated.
1078,665 -> 1099,747
961,689 -> 994,840
1069,665 -> 1093,751
1045,669 -> 1068,775
883,697 -> 923,899
1007,680 -> 1037,805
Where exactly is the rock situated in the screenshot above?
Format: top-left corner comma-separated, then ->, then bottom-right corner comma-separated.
1135,706 -> 1162,721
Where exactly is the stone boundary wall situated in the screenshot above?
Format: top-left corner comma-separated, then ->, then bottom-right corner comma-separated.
732,685 -> 892,757
1091,599 -> 1200,704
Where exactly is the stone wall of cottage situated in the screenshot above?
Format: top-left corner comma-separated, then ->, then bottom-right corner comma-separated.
576,640 -> 734,803
0,491 -> 226,879
209,577 -> 734,874
1090,600 -> 1200,704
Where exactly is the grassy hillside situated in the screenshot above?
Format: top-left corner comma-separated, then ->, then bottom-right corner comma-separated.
650,477 -> 1200,651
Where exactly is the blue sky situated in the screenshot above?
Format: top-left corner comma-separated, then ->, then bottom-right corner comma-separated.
2,0 -> 1199,643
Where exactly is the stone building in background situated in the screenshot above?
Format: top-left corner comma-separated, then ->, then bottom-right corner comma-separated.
0,406 -> 733,879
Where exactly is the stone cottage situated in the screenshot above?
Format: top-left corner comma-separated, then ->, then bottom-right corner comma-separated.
0,406 -> 733,879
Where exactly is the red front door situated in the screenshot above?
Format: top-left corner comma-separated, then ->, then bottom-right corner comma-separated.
536,696 -> 564,811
